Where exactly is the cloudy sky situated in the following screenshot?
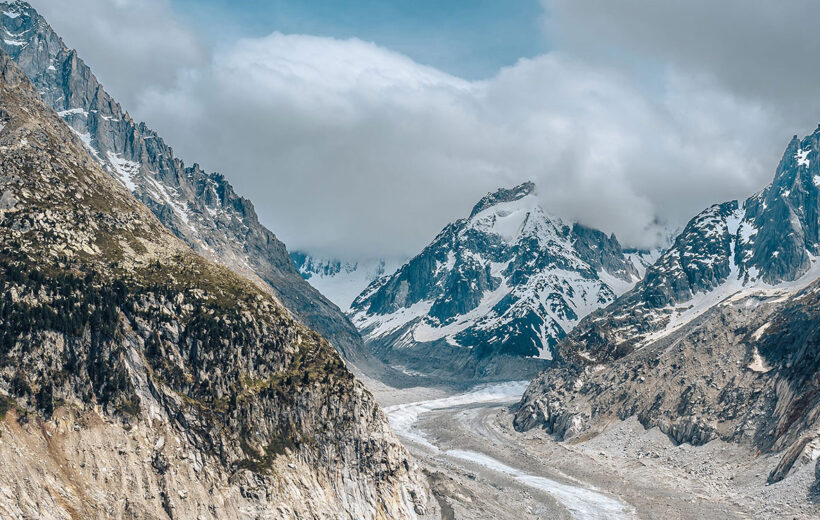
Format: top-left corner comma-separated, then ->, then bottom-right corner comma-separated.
30,0 -> 820,258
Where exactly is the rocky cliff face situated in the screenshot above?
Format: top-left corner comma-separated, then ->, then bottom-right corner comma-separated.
515,276 -> 820,481
0,48 -> 435,519
0,0 -> 370,366
515,127 -> 820,484
350,182 -> 642,381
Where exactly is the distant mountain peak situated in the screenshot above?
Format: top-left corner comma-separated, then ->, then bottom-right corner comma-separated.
290,251 -> 404,312
469,181 -> 537,217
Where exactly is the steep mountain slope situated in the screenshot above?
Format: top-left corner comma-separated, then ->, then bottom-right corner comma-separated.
516,127 -> 820,483
0,48 -> 434,518
291,251 -> 403,311
350,182 -> 643,381
0,0 -> 369,365
553,127 -> 820,366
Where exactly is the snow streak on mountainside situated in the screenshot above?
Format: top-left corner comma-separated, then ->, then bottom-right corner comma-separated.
0,1 -> 370,365
556,126 -> 820,366
290,252 -> 404,311
350,182 -> 643,379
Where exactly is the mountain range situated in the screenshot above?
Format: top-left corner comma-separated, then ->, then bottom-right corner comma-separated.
515,125 -> 820,484
1,0 -> 819,514
0,42 -> 434,517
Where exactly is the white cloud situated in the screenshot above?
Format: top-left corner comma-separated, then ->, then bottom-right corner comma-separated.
541,0 -> 820,131
136,33 -> 779,255
24,1 -> 806,258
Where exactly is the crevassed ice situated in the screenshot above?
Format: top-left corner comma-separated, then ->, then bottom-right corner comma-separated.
446,450 -> 635,520
385,381 -> 636,519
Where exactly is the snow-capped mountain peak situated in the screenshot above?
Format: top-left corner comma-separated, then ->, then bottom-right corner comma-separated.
349,182 -> 642,379
290,252 -> 404,312
467,191 -> 545,244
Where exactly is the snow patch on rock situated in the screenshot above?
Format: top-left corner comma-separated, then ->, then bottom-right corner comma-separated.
105,151 -> 139,192
795,147 -> 811,168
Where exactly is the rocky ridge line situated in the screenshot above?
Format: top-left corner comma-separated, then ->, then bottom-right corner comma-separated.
515,127 -> 820,487
0,46 -> 435,519
0,0 -> 372,368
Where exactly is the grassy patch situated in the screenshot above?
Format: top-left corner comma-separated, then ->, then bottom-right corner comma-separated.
115,397 -> 141,417
0,394 -> 19,420
235,431 -> 297,475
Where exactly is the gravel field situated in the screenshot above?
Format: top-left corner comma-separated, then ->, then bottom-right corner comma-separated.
371,381 -> 820,519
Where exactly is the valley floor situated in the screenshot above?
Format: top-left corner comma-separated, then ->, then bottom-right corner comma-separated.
368,380 -> 820,520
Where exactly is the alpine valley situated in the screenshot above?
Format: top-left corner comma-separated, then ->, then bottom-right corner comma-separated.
361,130 -> 820,519
1,1 -> 819,519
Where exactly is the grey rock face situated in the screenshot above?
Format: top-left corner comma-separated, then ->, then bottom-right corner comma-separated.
350,182 -> 642,381
0,47 -> 434,518
0,1 -> 368,365
742,131 -> 820,283
516,278 -> 820,457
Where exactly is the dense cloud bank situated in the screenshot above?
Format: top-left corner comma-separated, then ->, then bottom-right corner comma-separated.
31,0 -> 816,257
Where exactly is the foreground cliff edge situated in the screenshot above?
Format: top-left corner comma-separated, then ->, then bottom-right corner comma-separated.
0,49 -> 436,519
0,0 -> 386,377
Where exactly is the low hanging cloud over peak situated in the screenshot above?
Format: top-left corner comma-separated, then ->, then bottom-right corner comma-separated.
28,0 -> 818,258
135,35 -> 778,255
